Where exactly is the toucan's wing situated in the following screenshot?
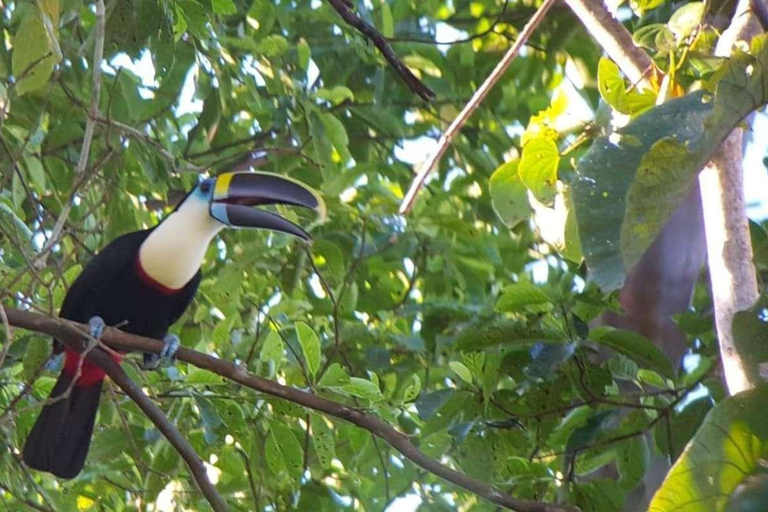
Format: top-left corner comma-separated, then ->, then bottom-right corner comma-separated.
59,230 -> 153,323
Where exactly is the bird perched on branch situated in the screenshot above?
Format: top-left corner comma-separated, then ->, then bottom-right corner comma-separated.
23,171 -> 324,479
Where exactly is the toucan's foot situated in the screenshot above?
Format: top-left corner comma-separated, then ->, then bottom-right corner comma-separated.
142,334 -> 180,370
88,316 -> 106,340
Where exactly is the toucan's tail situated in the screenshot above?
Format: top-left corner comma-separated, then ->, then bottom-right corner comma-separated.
22,372 -> 102,479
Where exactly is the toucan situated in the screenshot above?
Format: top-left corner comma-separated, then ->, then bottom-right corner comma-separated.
22,171 -> 324,479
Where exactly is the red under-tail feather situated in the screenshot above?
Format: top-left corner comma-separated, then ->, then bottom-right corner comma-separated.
22,371 -> 103,479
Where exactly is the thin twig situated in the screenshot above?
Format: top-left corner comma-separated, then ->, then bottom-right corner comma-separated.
399,0 -> 558,214
388,0 -> 511,45
371,434 -> 391,504
35,0 -> 106,266
0,481 -> 50,512
325,0 -> 435,101
0,305 -> 13,370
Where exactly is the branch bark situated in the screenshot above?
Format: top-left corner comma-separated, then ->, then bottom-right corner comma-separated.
90,350 -> 229,512
699,0 -> 762,395
563,0 -> 654,88
399,0 -> 559,214
325,0 -> 435,101
4,307 -> 577,512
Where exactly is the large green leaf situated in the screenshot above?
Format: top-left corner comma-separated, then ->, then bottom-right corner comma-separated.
489,161 -> 529,228
650,384 -> 768,511
574,35 -> 768,290
589,326 -> 674,378
12,1 -> 60,95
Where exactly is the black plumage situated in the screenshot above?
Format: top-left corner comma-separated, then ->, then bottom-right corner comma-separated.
23,229 -> 200,478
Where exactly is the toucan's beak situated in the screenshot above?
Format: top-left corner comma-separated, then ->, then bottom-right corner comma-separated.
209,172 -> 325,241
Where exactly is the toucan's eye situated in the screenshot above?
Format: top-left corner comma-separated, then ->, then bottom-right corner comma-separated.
200,181 -> 212,193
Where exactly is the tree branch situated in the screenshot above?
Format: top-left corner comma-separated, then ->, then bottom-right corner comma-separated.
399,0 -> 558,214
4,307 -> 577,512
88,350 -> 229,512
562,0 -> 654,88
699,0 -> 762,394
325,0 -> 435,101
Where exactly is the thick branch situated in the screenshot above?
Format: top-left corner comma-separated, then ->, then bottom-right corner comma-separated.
563,0 -> 653,88
89,351 -> 229,512
399,0 -> 558,214
699,0 -> 762,394
4,307 -> 577,512
325,0 -> 435,101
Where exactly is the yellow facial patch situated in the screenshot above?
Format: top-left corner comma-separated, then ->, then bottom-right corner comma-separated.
213,172 -> 234,199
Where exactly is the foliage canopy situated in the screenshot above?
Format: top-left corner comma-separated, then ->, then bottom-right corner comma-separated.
1,0 -> 768,511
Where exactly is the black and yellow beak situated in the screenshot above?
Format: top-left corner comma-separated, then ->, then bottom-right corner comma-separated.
206,171 -> 325,241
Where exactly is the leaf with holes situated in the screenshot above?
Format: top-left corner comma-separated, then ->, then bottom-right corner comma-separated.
575,35 -> 768,290
310,413 -> 335,469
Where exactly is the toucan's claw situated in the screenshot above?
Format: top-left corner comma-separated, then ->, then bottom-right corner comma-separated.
143,334 -> 179,370
88,316 -> 106,340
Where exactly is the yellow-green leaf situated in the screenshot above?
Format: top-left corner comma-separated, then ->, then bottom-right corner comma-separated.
449,361 -> 473,385
519,137 -> 559,204
489,161 -> 529,228
12,4 -> 60,95
296,321 -> 321,378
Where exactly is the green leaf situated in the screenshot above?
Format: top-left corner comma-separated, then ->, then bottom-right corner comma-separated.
381,1 -> 394,38
186,367 -> 225,385
454,318 -> 566,350
310,413 -> 335,469
257,34 -> 289,58
22,335 -> 49,380
211,0 -> 237,15
23,155 -> 46,190
598,58 -> 629,114
265,430 -> 285,474
318,362 -> 350,388
11,171 -> 25,212
590,326 -> 673,378
259,330 -> 284,371
315,86 -> 355,105
0,198 -> 33,242
297,38 -> 311,70
654,397 -> 712,460
617,436 -> 649,489
12,3 -> 60,95
519,137 -> 559,203
495,282 -> 552,312
489,161 -> 529,228
402,374 -> 421,402
637,368 -> 669,389
268,421 -> 303,478
668,2 -> 705,42
650,384 -> 768,511
449,361 -> 473,385
733,303 -> 768,385
296,321 -> 321,378
620,138 -> 692,270
342,377 -> 384,402
630,0 -> 665,14
320,112 -> 351,163
574,35 -> 768,291
633,24 -> 677,52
